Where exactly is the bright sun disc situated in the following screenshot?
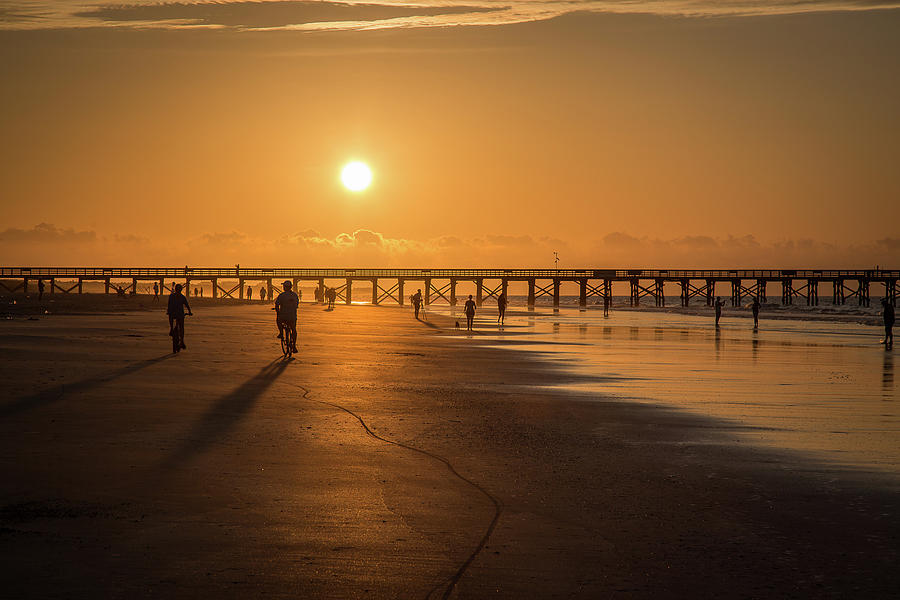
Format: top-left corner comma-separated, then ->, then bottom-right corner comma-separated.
341,161 -> 372,191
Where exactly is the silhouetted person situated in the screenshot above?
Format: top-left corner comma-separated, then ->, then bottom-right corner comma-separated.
275,280 -> 299,353
327,287 -> 336,308
715,297 -> 726,328
497,291 -> 508,324
883,298 -> 895,349
194,287 -> 199,297
37,279 -> 44,301
200,287 -> 203,297
153,281 -> 159,300
464,294 -> 477,331
412,289 -> 423,319
260,287 -> 267,302
751,297 -> 761,328
247,285 -> 253,300
167,283 -> 192,352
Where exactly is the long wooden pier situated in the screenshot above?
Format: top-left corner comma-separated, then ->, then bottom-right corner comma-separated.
1,267 -> 896,307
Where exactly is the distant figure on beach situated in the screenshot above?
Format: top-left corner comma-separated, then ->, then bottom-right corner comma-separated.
153,281 -> 159,300
167,283 -> 192,352
412,289 -> 423,319
199,287 -> 203,297
328,287 -> 336,308
751,297 -> 761,328
247,286 -> 253,300
259,287 -> 267,302
715,297 -> 726,328
464,294 -> 477,331
497,291 -> 508,325
882,298 -> 895,349
37,279 -> 44,301
603,294 -> 610,317
194,287 -> 199,297
274,280 -> 299,353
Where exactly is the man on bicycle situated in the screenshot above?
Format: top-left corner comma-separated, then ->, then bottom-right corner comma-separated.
274,280 -> 299,353
167,283 -> 192,350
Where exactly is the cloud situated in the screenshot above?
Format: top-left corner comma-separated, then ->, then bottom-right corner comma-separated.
1,223 -> 898,268
3,1 -> 900,31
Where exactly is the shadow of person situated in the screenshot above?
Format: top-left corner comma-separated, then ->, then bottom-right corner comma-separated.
0,354 -> 172,418
884,352 -> 894,401
160,358 -> 288,468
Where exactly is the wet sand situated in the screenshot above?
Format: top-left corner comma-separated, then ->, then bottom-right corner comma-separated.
1,303 -> 898,598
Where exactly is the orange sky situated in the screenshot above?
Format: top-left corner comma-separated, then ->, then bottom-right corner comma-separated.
1,3 -> 899,267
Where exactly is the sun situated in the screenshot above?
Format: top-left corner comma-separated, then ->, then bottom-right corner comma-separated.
341,161 -> 372,192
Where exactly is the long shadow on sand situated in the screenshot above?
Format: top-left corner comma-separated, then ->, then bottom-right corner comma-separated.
160,358 -> 288,467
0,354 -> 172,418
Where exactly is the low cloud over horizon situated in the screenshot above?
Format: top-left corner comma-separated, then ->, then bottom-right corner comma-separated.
4,0 -> 900,31
2,223 -> 897,269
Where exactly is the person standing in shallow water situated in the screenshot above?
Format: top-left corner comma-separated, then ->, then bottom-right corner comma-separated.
715,297 -> 726,328
882,298 -> 895,349
497,291 -> 508,325
37,279 -> 44,301
464,294 -> 477,331
751,297 -> 761,329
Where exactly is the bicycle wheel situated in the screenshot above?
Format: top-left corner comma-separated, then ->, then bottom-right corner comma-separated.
280,326 -> 290,357
171,323 -> 179,353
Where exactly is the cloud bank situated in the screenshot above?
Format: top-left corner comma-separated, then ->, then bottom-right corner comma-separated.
3,1 -> 900,31
1,223 -> 897,269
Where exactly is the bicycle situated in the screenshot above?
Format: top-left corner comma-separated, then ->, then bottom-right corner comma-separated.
169,312 -> 191,354
272,308 -> 295,359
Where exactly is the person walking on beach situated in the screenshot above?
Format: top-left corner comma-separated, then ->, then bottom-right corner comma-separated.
882,298 -> 895,349
167,284 -> 192,352
274,280 -> 299,353
412,289 -> 423,319
260,287 -> 267,302
153,281 -> 159,301
715,297 -> 726,328
464,294 -> 477,331
247,285 -> 253,301
751,297 -> 761,329
603,294 -> 610,317
37,279 -> 44,301
497,291 -> 508,325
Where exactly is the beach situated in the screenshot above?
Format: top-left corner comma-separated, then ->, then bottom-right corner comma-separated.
1,301 -> 898,598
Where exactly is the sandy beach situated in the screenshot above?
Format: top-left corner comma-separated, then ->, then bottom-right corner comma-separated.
2,301 -> 898,598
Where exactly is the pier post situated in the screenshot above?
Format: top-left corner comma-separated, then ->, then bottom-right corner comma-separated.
212,278 -> 218,299
104,279 -> 110,294
49,278 -> 55,294
630,278 -> 638,307
579,279 -> 587,307
731,279 -> 740,307
424,278 -> 431,305
807,280 -> 818,306
706,279 -> 714,306
371,279 -> 378,305
268,279 -> 274,301
527,279 -> 535,307
758,280 -> 767,302
476,278 -> 483,307
239,279 -> 244,299
553,279 -> 560,307
450,278 -> 457,306
185,278 -> 191,297
782,279 -> 793,305
656,279 -> 665,307
858,279 -> 869,307
680,279 -> 688,307
317,278 -> 324,303
132,278 -> 137,294
345,278 -> 352,304
398,279 -> 405,306
604,280 -> 612,307
501,279 -> 508,302
78,278 -> 83,294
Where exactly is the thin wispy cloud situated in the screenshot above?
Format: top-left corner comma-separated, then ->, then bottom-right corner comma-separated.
3,1 -> 899,31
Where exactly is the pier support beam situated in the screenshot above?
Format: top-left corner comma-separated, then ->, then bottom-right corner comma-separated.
104,279 -> 110,294
476,278 -> 483,307
553,279 -> 560,307
424,278 -> 431,305
49,278 -> 55,294
527,279 -> 535,307
212,278 -> 218,299
655,279 -> 665,307
345,278 -> 352,304
371,279 -> 378,305
807,280 -> 819,306
858,279 -> 869,307
398,279 -> 405,306
502,279 -> 509,303
706,279 -> 714,306
450,278 -> 457,306
78,278 -> 83,294
579,279 -> 587,307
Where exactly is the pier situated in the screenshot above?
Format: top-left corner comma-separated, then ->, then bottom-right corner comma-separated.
1,267 -> 896,307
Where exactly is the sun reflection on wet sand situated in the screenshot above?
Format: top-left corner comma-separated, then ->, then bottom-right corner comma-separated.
441,307 -> 899,472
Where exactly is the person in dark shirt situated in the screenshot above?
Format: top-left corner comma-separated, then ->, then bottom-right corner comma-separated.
497,291 -> 508,325
882,297 -> 895,349
412,289 -> 423,319
464,294 -> 477,331
751,297 -> 761,329
166,284 -> 192,351
715,297 -> 726,328
275,281 -> 299,353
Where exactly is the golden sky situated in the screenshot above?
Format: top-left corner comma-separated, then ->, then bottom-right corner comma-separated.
1,2 -> 899,267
